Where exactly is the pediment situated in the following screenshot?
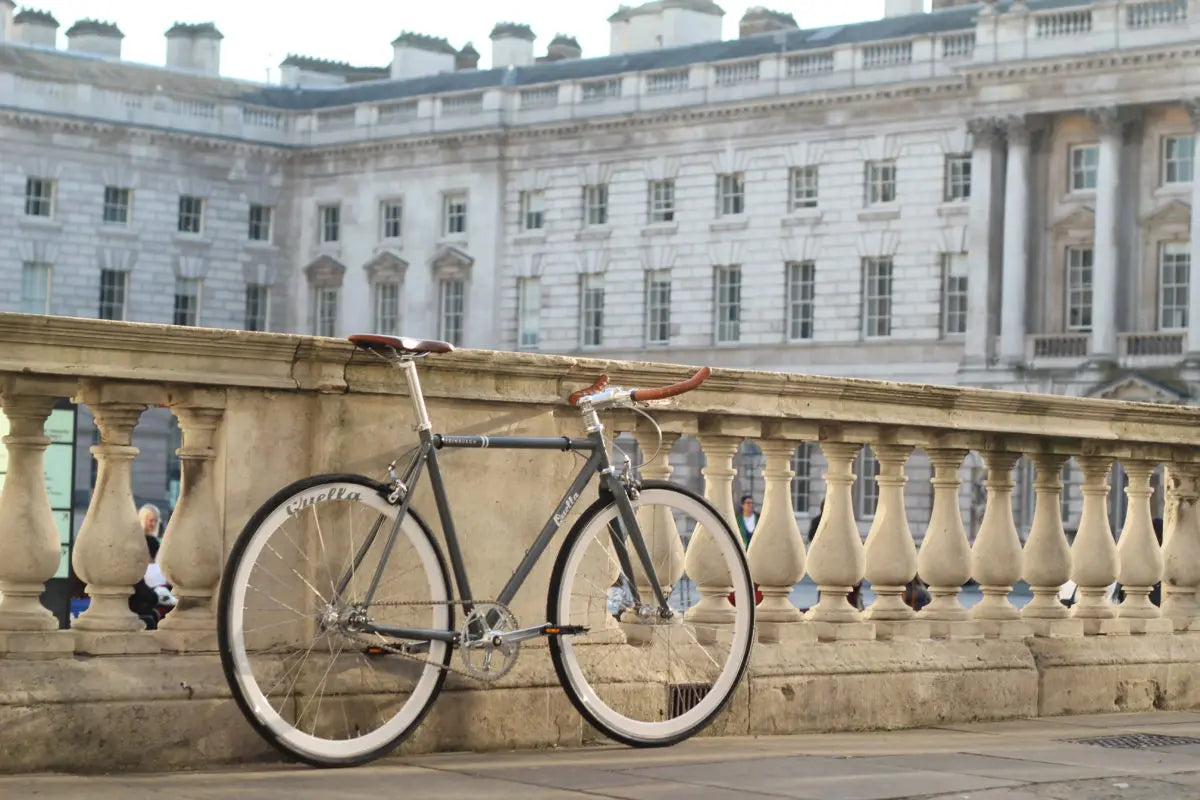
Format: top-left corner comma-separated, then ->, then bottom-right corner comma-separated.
304,255 -> 346,287
429,244 -> 474,276
1088,374 -> 1189,404
1051,205 -> 1094,234
364,250 -> 408,282
1141,199 -> 1192,229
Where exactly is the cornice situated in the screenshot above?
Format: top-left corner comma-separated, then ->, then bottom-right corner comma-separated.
961,44 -> 1200,83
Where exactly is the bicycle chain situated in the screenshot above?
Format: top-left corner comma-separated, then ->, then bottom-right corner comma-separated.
339,598 -> 509,681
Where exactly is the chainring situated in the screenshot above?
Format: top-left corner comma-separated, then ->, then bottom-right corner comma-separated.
458,602 -> 520,681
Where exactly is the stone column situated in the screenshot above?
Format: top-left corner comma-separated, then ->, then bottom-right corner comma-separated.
0,377 -> 76,654
156,389 -> 226,651
918,448 -> 978,638
863,445 -> 927,638
1187,101 -> 1200,356
805,442 -> 873,641
1162,464 -> 1200,630
623,427 -> 684,645
1020,453 -> 1082,637
998,116 -> 1032,364
1117,460 -> 1173,634
964,117 -> 1003,366
1089,106 -> 1122,361
969,450 -> 1029,637
71,382 -> 160,654
1069,456 -> 1128,634
746,435 -> 811,643
685,432 -> 741,644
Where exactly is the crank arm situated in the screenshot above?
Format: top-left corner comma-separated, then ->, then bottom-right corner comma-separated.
493,623 -> 590,645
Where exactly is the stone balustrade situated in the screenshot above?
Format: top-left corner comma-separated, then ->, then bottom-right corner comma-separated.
2,312 -> 1200,772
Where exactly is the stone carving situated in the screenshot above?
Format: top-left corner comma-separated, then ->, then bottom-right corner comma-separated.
1086,106 -> 1123,137
1002,115 -> 1031,146
967,117 -> 1003,147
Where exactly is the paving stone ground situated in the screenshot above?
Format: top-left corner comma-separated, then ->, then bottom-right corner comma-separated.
7,711 -> 1200,799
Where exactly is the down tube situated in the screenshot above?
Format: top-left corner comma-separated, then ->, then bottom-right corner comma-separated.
496,449 -> 606,607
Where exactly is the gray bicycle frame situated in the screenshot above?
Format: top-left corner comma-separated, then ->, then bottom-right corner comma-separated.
343,422 -> 671,646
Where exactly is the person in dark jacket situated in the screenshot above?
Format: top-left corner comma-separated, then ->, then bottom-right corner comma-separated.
129,535 -> 164,630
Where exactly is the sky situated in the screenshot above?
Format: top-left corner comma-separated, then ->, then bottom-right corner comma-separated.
32,0 -> 917,84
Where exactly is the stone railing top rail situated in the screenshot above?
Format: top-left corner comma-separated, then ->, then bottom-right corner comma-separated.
1,313 -> 1198,453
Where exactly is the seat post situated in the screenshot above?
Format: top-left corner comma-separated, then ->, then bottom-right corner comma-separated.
400,358 -> 433,431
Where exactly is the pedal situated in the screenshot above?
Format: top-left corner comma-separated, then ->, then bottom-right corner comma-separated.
541,624 -> 589,637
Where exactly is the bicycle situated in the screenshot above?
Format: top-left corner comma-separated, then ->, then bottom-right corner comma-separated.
217,333 -> 755,767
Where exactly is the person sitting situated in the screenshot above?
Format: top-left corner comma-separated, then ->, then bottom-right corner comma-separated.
129,534 -> 176,629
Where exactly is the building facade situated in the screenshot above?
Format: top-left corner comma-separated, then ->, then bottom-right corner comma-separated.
0,0 -> 1195,535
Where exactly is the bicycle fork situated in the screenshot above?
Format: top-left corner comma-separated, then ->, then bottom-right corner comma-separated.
600,471 -> 673,618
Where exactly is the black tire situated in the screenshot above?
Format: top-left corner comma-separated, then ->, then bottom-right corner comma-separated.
217,473 -> 453,767
547,480 -> 754,747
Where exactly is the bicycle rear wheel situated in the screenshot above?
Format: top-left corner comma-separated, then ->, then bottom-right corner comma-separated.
218,474 -> 453,767
547,480 -> 754,747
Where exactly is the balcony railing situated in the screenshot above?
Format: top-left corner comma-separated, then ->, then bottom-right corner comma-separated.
1127,0 -> 1188,28
1027,333 -> 1091,359
1,313 -> 1199,770
1119,331 -> 1186,358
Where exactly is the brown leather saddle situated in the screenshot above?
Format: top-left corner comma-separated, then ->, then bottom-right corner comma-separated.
347,334 -> 454,356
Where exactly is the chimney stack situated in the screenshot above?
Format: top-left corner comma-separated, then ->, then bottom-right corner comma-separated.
455,42 -> 480,71
13,8 -> 58,48
0,0 -> 15,42
739,7 -> 798,38
165,22 -> 224,75
390,32 -> 457,80
883,0 -> 925,17
66,19 -> 123,59
490,22 -> 535,68
543,34 -> 582,61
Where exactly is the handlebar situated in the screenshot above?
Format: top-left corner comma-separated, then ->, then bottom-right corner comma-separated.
567,367 -> 711,408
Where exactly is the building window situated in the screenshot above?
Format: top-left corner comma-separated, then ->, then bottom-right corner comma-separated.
444,193 -> 468,236
1061,459 -> 1077,525
717,172 -> 745,216
103,186 -> 131,225
1163,136 -> 1195,185
380,200 -> 403,239
98,269 -> 127,320
24,177 -> 53,217
1160,242 -> 1190,330
517,277 -> 540,349
584,184 -> 609,226
244,285 -> 270,332
1066,246 -> 1094,331
791,442 -> 815,514
178,195 -> 204,234
319,204 -> 340,243
855,446 -> 880,520
715,265 -> 742,344
248,204 -> 272,242
785,261 -> 815,341
439,278 -> 465,346
313,287 -> 339,337
580,274 -> 605,348
789,166 -> 818,211
645,270 -> 671,345
944,155 -> 971,201
863,257 -> 894,338
374,282 -> 401,335
173,277 -> 201,326
865,160 -> 897,205
942,253 -> 969,336
648,179 -> 675,223
21,262 -> 51,315
1068,144 -> 1099,192
520,190 -> 545,231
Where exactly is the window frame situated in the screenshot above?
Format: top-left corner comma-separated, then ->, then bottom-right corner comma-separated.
580,273 -> 605,348
647,179 -> 676,223
20,262 -> 52,315
173,276 -> 202,326
517,277 -> 541,350
24,177 -> 54,218
443,193 -> 468,237
103,186 -> 131,225
941,253 -> 969,337
865,160 -> 897,206
645,269 -> 672,346
583,184 -> 609,226
177,195 -> 204,234
1065,245 -> 1094,332
520,190 -> 545,232
788,166 -> 819,211
373,281 -> 401,336
438,278 -> 466,346
318,203 -> 340,244
785,260 -> 816,341
244,284 -> 270,332
862,257 -> 894,338
98,269 -> 128,321
312,286 -> 340,337
248,204 -> 273,242
1162,135 -> 1195,186
380,199 -> 404,240
1068,144 -> 1099,193
716,172 -> 745,217
944,154 -> 972,202
714,264 -> 742,344
1159,241 -> 1190,331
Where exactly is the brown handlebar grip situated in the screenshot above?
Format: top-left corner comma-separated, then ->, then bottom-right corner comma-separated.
568,374 -> 610,405
630,367 -> 711,402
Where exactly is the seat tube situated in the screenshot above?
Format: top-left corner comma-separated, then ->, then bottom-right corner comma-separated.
401,359 -> 433,431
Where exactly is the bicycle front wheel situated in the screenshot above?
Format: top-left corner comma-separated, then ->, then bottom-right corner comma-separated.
218,474 -> 453,767
547,481 -> 754,747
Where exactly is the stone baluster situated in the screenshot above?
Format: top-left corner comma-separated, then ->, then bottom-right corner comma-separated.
156,389 -> 226,651
863,444 -> 927,639
746,432 -> 810,643
805,441 -> 873,641
1117,460 -> 1173,634
918,448 -> 978,638
1162,464 -> 1200,630
1020,453 -> 1082,637
1070,456 -> 1127,635
0,377 -> 76,654
969,449 -> 1029,637
685,430 -> 742,644
623,426 -> 684,644
71,382 -> 160,654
